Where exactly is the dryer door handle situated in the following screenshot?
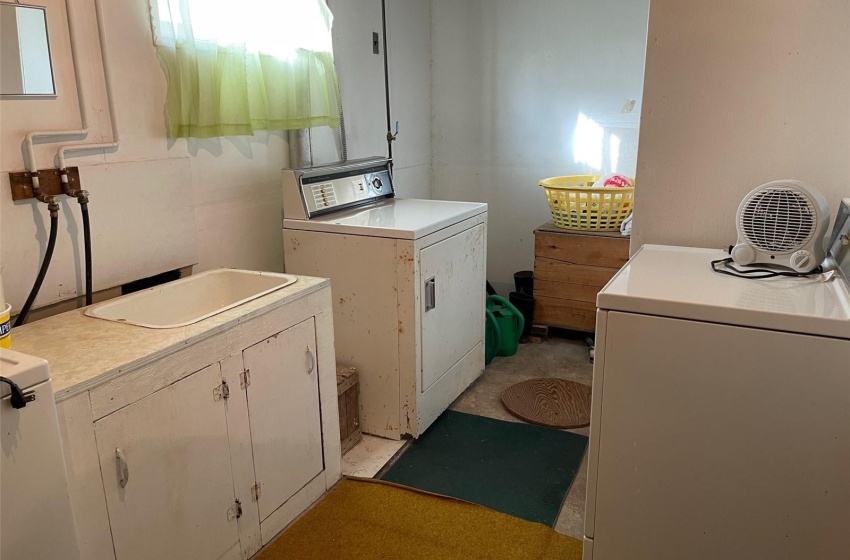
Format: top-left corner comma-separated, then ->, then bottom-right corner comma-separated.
425,277 -> 436,311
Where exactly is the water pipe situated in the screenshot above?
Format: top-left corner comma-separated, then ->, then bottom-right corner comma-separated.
57,0 -> 120,184
23,0 -> 90,194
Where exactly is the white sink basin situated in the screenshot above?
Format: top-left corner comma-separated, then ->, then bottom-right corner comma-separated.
85,269 -> 298,329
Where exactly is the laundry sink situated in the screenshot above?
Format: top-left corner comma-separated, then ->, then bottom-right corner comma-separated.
85,269 -> 298,328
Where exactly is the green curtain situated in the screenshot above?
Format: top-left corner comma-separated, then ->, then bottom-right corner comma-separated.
149,0 -> 340,139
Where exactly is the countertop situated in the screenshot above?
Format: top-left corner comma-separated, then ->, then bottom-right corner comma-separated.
10,275 -> 329,401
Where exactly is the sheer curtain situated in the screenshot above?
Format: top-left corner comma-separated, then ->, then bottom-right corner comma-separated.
149,0 -> 340,138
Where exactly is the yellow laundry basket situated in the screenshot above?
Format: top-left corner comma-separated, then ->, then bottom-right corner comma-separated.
539,175 -> 634,231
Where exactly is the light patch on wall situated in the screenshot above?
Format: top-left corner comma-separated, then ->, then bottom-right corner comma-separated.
575,109 -> 640,177
574,112 -> 604,171
609,134 -> 621,173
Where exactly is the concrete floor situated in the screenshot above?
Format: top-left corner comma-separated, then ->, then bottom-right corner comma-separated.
449,335 -> 593,540
342,334 -> 593,540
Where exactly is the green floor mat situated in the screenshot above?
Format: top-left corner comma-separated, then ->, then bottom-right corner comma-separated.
381,410 -> 588,527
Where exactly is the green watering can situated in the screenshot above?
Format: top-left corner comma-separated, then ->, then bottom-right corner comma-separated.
485,309 -> 501,365
486,295 -> 525,358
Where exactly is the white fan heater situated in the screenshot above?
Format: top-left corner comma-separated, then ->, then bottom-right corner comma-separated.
731,180 -> 831,273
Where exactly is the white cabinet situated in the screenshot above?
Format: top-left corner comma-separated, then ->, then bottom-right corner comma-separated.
95,364 -> 240,560
243,318 -> 323,522
57,281 -> 341,560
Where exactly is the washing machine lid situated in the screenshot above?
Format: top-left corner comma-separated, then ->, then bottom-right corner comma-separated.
598,245 -> 850,339
0,348 -> 50,395
283,198 -> 487,240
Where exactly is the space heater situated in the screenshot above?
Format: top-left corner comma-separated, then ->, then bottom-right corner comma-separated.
731,180 -> 831,273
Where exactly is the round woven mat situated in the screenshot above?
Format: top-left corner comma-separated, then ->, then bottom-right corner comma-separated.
501,378 -> 592,429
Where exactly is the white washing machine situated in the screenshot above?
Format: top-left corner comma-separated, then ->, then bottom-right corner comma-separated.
1,348 -> 80,560
584,244 -> 850,560
283,158 -> 487,439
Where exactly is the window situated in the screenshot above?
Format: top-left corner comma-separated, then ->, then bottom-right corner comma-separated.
149,0 -> 340,138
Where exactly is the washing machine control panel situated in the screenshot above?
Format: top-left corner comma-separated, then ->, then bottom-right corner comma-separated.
301,167 -> 393,216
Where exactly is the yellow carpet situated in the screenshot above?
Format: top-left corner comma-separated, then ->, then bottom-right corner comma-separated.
257,477 -> 583,560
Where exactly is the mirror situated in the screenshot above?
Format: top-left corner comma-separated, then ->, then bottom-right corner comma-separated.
1,2 -> 55,96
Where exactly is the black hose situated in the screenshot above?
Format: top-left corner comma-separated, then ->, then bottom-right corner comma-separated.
15,208 -> 59,327
81,199 -> 92,306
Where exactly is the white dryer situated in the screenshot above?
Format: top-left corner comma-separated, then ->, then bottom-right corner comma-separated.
283,158 -> 487,439
584,244 -> 850,560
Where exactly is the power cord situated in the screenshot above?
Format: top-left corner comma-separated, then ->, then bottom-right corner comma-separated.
710,247 -> 824,280
0,376 -> 32,409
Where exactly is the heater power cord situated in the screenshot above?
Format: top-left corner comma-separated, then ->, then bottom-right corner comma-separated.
710,249 -> 824,280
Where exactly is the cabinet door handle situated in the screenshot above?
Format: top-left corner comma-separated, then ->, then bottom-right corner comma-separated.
425,277 -> 436,311
306,347 -> 315,374
116,447 -> 129,489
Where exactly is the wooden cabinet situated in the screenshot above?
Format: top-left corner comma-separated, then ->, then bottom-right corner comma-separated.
57,282 -> 341,560
533,223 -> 629,332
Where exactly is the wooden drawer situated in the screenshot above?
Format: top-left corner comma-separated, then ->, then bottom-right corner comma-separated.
336,365 -> 362,456
534,224 -> 629,268
533,222 -> 630,332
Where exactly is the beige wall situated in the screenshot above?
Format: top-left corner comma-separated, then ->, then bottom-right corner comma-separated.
632,0 -> 850,252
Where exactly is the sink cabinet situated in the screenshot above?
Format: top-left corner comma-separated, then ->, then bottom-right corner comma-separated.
56,282 -> 340,560
243,318 -> 324,523
95,363 -> 241,560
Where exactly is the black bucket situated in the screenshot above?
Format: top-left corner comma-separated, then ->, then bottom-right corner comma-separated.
509,291 -> 534,339
513,270 -> 533,295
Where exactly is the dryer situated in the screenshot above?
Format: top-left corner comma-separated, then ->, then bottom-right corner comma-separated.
583,244 -> 850,560
282,158 -> 487,439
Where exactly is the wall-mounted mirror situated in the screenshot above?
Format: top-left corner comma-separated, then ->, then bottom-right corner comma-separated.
1,2 -> 56,97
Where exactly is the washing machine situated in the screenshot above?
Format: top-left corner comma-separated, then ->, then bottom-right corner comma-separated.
1,348 -> 80,560
583,244 -> 850,560
283,157 -> 487,439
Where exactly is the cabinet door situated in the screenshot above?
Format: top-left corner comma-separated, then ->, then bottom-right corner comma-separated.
243,318 -> 323,521
95,364 -> 239,560
420,223 -> 486,391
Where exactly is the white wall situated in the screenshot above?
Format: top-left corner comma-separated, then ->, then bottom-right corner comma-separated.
430,0 -> 649,292
632,0 -> 850,252
318,0 -> 432,198
386,0 -> 431,198
0,0 -> 430,315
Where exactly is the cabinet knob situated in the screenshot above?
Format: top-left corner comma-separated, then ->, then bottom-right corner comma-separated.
116,447 -> 129,488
